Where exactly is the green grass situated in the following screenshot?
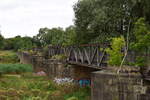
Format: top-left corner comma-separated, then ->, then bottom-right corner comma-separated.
0,73 -> 90,100
64,87 -> 91,100
0,50 -> 90,100
0,64 -> 33,74
0,50 -> 19,63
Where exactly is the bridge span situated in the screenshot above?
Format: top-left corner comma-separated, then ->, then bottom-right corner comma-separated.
46,44 -> 109,69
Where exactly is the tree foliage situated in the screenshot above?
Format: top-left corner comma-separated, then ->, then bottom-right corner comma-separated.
2,36 -> 35,51
63,26 -> 77,46
0,26 -> 77,51
34,26 -> 77,46
34,27 -> 65,46
106,36 -> 125,66
73,0 -> 150,44
0,34 -> 4,49
131,18 -> 150,52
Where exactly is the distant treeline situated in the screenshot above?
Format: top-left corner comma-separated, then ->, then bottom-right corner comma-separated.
0,0 -> 150,52
0,26 -> 76,51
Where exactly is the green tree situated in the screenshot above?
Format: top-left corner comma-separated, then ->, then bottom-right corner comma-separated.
19,37 -> 34,50
0,35 -> 4,49
73,0 -> 150,44
131,18 -> 150,67
106,36 -> 125,66
39,28 -> 52,46
132,18 -> 150,52
3,36 -> 35,51
0,34 -> 4,49
50,28 -> 65,45
3,38 -> 14,50
63,26 -> 77,46
35,27 -> 67,46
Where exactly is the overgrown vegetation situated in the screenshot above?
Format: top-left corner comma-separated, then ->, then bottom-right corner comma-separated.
131,18 -> 150,67
131,18 -> 150,52
0,50 -> 90,100
0,50 -> 19,63
0,73 -> 90,100
0,64 -> 33,74
51,54 -> 67,60
106,36 -> 125,66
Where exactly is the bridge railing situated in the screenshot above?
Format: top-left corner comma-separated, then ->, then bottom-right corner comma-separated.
46,44 -> 109,69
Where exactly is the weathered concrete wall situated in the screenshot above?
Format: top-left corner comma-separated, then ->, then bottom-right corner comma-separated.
43,59 -> 74,78
18,52 -> 33,65
32,55 -> 45,72
91,71 -> 150,100
18,52 -> 75,78
18,52 -> 100,80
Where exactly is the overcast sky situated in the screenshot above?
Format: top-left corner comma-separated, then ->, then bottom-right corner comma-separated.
0,0 -> 77,38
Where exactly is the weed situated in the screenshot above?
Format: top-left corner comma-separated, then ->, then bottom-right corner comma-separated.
0,73 -> 91,100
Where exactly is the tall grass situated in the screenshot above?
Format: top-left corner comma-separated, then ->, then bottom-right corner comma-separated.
0,64 -> 33,74
0,73 -> 90,100
0,50 -> 19,63
64,86 -> 91,100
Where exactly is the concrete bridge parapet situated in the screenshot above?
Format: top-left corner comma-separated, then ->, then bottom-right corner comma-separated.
91,71 -> 150,100
18,52 -> 99,80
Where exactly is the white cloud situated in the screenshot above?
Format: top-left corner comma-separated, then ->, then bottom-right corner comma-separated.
0,0 -> 78,38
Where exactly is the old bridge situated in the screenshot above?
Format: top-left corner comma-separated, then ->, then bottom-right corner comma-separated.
18,44 -> 150,100
47,44 -> 109,69
19,44 -> 112,84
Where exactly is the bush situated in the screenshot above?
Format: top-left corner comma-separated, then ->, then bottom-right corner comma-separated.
135,57 -> 146,67
0,64 -> 33,74
106,36 -> 125,66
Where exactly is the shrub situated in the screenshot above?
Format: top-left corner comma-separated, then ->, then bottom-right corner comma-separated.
135,57 -> 146,67
106,36 -> 125,66
0,64 -> 33,74
51,54 -> 67,60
